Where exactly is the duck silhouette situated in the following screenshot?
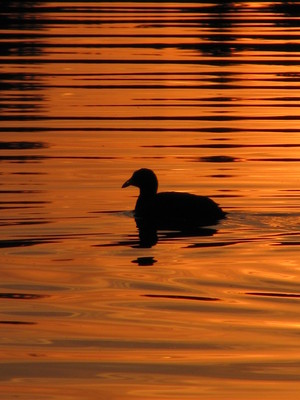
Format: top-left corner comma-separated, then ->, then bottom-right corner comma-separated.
122,168 -> 226,230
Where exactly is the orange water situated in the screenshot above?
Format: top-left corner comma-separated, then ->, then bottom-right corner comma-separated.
1,2 -> 300,399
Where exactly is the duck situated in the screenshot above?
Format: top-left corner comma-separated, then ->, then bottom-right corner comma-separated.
122,168 -> 226,228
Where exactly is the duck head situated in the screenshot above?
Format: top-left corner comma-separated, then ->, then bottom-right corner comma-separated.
122,168 -> 158,196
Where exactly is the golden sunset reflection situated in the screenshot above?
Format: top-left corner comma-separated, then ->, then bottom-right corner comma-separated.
0,1 -> 300,399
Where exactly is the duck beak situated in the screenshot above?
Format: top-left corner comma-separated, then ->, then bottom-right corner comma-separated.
122,178 -> 132,188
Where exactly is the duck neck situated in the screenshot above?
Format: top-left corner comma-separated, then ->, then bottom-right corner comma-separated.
139,186 -> 157,199
135,186 -> 156,215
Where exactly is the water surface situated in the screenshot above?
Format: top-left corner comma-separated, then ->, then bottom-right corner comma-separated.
1,2 -> 300,399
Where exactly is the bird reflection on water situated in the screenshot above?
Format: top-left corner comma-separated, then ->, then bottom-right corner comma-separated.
122,168 -> 225,248
135,217 -> 217,248
131,257 -> 157,266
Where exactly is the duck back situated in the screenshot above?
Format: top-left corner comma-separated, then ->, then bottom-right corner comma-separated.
135,191 -> 225,227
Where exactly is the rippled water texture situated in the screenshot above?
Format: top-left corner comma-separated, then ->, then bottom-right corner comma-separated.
1,2 -> 300,399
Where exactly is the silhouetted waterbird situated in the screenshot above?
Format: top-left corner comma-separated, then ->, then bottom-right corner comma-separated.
122,168 -> 226,229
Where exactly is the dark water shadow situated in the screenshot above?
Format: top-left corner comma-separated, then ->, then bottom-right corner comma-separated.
0,1 -> 48,116
93,212 -> 218,249
0,141 -> 48,150
0,239 -> 58,248
135,217 -> 218,248
180,2 -> 241,60
270,1 -> 300,21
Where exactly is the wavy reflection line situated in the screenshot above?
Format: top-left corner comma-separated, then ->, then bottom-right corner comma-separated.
2,127 -> 299,133
143,294 -> 220,302
0,141 -> 48,149
186,240 -> 244,249
0,320 -> 36,325
143,143 -> 300,149
3,115 -> 300,121
250,157 -> 300,162
3,58 -> 300,66
0,293 -> 47,300
0,360 -> 299,381
246,292 -> 300,299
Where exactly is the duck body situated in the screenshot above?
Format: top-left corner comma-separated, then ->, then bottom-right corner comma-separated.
136,191 -> 224,226
122,168 -> 226,228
